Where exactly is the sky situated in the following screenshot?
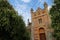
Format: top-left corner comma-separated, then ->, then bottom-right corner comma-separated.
8,0 -> 54,26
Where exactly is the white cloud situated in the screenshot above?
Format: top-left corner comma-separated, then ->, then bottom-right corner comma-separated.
48,6 -> 52,11
21,0 -> 31,3
40,0 -> 42,2
39,0 -> 45,3
15,4 -> 27,15
17,5 -> 27,10
14,4 -> 30,26
13,0 -> 27,12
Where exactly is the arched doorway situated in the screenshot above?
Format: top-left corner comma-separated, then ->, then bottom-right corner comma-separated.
39,28 -> 46,40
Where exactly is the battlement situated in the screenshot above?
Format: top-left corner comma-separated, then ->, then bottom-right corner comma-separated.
30,2 -> 48,18
30,8 -> 48,19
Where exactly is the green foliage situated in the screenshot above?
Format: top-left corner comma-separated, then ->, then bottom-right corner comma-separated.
0,0 -> 30,40
50,0 -> 60,40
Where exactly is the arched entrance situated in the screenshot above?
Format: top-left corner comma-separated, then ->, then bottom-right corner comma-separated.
39,28 -> 46,40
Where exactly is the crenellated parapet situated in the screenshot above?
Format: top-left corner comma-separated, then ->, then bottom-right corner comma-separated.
30,2 -> 48,19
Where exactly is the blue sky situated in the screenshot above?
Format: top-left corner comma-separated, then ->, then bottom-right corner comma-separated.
8,0 -> 53,26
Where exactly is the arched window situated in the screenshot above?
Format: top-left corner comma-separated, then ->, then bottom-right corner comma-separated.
38,19 -> 42,24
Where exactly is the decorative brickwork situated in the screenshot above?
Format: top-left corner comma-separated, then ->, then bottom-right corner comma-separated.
27,2 -> 53,40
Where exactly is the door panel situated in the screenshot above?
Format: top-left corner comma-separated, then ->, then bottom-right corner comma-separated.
40,33 -> 46,40
39,28 -> 46,40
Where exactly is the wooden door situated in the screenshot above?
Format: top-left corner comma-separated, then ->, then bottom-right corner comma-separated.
39,28 -> 46,40
40,33 -> 46,40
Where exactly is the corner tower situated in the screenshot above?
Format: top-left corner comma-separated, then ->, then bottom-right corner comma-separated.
30,2 -> 53,40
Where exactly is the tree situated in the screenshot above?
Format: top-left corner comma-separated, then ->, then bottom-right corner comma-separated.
0,0 -> 30,40
50,0 -> 60,40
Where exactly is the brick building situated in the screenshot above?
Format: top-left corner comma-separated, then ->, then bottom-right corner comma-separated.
27,2 -> 53,40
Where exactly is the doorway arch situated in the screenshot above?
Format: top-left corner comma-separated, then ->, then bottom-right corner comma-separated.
39,28 -> 46,40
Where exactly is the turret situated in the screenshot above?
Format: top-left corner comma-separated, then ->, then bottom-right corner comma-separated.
44,2 -> 48,11
31,8 -> 34,13
30,8 -> 35,18
28,19 -> 31,26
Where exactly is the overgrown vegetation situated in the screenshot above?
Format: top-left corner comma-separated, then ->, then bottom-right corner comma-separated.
0,0 -> 30,40
50,0 -> 60,40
